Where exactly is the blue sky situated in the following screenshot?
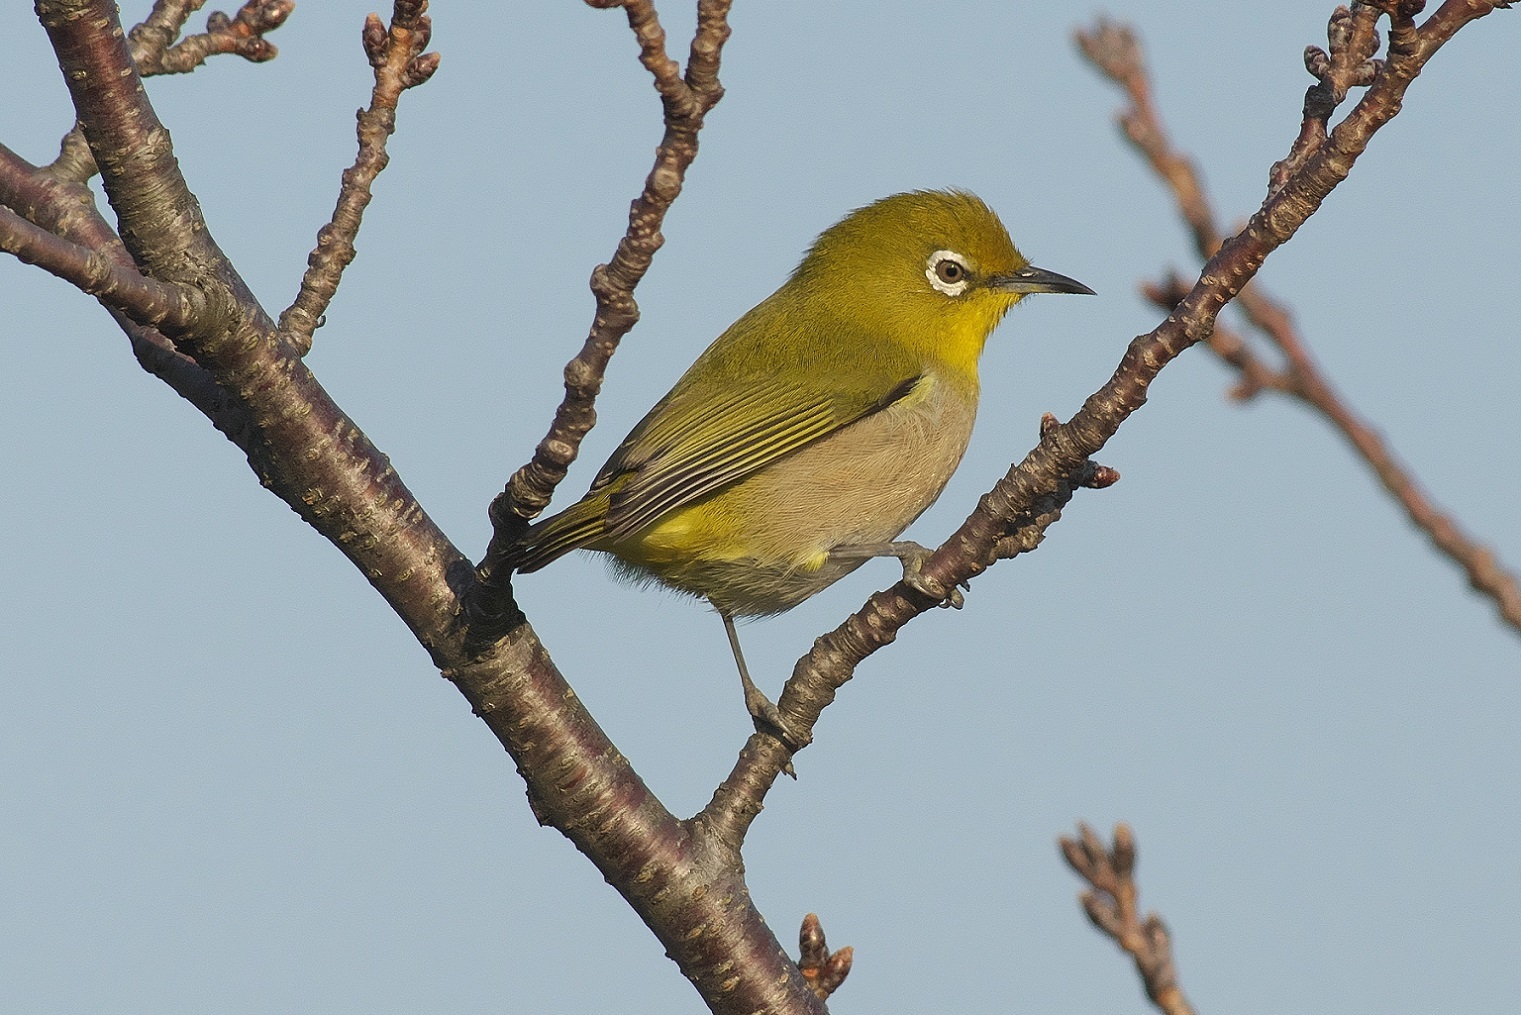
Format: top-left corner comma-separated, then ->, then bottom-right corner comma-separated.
2,3 -> 1517,1013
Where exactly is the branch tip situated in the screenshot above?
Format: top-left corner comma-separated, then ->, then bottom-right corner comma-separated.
1061,823 -> 1194,1015
797,913 -> 852,1001
279,0 -> 440,353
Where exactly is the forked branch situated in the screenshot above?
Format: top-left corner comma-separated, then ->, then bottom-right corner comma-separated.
1076,11 -> 1521,635
701,0 -> 1512,828
470,0 -> 734,634
1061,823 -> 1196,1015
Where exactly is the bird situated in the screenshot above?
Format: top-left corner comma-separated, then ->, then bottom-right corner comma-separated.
508,190 -> 1091,740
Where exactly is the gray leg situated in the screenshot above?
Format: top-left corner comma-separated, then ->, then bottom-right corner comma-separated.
722,612 -> 805,753
830,540 -> 965,608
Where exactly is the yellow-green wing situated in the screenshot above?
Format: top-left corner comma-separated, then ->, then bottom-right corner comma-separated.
593,370 -> 920,540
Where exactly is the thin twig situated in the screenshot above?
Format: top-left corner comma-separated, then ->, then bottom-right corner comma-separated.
133,0 -> 292,75
1076,12 -> 1521,635
127,0 -> 209,63
1060,823 -> 1196,1015
701,0 -> 1510,831
469,0 -> 734,635
277,0 -> 439,354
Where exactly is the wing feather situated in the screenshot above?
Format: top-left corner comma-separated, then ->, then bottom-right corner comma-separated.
598,374 -> 920,540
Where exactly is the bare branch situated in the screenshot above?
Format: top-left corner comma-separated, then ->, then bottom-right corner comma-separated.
127,0 -> 209,64
470,0 -> 734,635
1,141 -> 239,426
0,204 -> 206,332
25,7 -> 824,1010
1078,11 -> 1521,635
133,0 -> 293,75
278,1 -> 439,354
39,0 -> 233,299
702,0 -> 1511,820
1060,823 -> 1196,1015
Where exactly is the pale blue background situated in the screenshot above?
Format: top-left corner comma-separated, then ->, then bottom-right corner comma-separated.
2,3 -> 1517,1013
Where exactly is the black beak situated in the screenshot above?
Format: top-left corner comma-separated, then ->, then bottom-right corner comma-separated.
990,264 -> 1095,296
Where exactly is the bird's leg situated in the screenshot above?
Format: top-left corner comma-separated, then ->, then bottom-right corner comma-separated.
722,612 -> 807,755
831,540 -> 966,609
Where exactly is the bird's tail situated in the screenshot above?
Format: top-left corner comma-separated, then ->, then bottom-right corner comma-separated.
505,494 -> 609,574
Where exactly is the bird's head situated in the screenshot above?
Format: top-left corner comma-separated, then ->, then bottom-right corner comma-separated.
790,189 -> 1092,378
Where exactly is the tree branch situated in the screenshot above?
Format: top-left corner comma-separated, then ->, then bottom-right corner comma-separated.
1061,823 -> 1196,1015
126,0 -> 210,65
0,140 -> 238,427
132,0 -> 293,76
471,0 -> 735,635
26,5 -> 822,1011
277,1 -> 438,354
702,0 -> 1511,827
1076,10 -> 1521,635
0,203 -> 205,332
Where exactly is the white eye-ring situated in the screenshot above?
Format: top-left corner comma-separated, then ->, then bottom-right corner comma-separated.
926,250 -> 971,296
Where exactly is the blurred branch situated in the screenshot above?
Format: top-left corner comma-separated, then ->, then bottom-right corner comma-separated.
470,0 -> 734,635
1076,14 -> 1521,635
1061,823 -> 1196,1015
702,0 -> 1511,808
278,0 -> 440,353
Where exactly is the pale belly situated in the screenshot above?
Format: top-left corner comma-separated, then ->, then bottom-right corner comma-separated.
605,375 -> 978,616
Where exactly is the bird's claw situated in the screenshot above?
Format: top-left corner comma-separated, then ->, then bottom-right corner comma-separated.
899,547 -> 966,609
744,683 -> 810,759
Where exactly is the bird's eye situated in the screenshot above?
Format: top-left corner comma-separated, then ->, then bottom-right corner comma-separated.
926,250 -> 971,296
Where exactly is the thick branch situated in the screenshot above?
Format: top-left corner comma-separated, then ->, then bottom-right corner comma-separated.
27,4 -> 820,1012
1061,823 -> 1196,1015
703,0 -> 1509,827
41,2 -> 292,184
277,1 -> 438,353
1078,11 -> 1521,635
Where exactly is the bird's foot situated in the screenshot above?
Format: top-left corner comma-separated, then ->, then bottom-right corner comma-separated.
835,540 -> 967,609
743,678 -> 810,761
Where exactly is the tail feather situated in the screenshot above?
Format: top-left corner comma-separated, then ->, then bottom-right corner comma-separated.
507,495 -> 609,574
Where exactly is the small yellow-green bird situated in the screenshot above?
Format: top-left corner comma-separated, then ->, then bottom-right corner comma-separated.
510,190 -> 1091,734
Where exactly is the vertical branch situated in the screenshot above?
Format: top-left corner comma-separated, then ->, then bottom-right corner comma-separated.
277,1 -> 440,353
470,0 -> 734,632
